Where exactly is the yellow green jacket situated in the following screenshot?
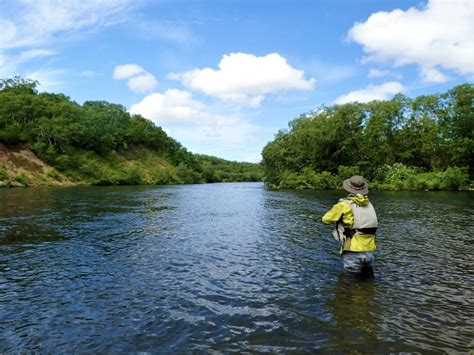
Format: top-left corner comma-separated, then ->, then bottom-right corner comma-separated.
322,195 -> 377,253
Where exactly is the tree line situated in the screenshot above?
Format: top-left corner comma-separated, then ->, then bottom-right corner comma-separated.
262,83 -> 473,190
0,77 -> 262,186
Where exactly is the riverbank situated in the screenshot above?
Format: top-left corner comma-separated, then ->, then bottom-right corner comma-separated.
263,164 -> 472,191
0,143 -> 262,188
0,143 -> 75,187
261,84 -> 474,192
0,78 -> 262,188
2,143 -> 470,191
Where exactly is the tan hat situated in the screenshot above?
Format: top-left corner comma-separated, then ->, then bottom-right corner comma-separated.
343,175 -> 368,195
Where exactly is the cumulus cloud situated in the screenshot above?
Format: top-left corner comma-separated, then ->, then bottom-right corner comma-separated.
130,89 -> 237,125
113,64 -> 158,93
172,122 -> 264,162
113,64 -> 145,80
334,82 -> 404,104
348,0 -> 474,82
168,52 -> 315,107
129,89 -> 266,161
419,67 -> 449,83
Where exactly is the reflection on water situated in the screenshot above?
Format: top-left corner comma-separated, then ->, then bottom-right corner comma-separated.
0,183 -> 473,353
325,273 -> 380,352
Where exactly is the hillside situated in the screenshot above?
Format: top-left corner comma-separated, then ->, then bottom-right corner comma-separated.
0,77 -> 262,187
0,143 -> 73,187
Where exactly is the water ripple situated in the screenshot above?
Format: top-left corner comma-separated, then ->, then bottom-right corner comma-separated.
0,184 -> 473,353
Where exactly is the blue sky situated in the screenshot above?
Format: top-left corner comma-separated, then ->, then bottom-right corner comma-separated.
1,0 -> 473,162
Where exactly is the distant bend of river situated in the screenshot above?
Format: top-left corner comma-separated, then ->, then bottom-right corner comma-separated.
0,183 -> 473,353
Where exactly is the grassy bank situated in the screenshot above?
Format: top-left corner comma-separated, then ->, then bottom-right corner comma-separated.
265,164 -> 472,191
0,77 -> 262,188
262,83 -> 473,191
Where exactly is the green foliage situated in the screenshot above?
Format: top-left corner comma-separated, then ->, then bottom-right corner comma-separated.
1,181 -> 12,188
372,165 -> 469,191
439,167 -> 470,190
14,173 -> 28,187
337,165 -> 361,180
262,84 -> 474,190
194,154 -> 263,183
0,76 -> 262,187
0,166 -> 6,180
124,165 -> 143,185
273,169 -> 338,190
46,169 -> 61,181
176,163 -> 203,184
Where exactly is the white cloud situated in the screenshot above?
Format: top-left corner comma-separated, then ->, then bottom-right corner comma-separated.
334,82 -> 404,104
348,0 -> 474,82
130,89 -> 204,124
130,89 -> 237,125
368,69 -> 390,78
0,1 -> 134,85
25,69 -> 68,92
113,64 -> 158,93
129,89 -> 266,162
169,52 -> 315,107
419,67 -> 449,83
172,123 -> 264,162
0,19 -> 17,46
113,64 -> 145,80
127,73 -> 159,93
0,49 -> 56,78
0,0 -> 133,50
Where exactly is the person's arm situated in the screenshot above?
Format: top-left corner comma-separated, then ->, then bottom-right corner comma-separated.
322,201 -> 352,225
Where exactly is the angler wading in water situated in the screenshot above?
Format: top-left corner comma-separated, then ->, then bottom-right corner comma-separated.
322,175 -> 378,274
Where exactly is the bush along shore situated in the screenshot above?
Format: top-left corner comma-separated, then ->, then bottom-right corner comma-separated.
0,77 -> 262,188
262,83 -> 473,191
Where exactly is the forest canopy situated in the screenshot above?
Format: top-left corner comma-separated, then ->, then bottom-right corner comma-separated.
1,77 -> 472,190
0,77 -> 262,187
262,83 -> 473,190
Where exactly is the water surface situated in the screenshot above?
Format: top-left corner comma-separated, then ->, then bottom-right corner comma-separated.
1,183 -> 473,352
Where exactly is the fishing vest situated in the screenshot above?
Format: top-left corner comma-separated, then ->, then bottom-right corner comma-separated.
346,199 -> 378,236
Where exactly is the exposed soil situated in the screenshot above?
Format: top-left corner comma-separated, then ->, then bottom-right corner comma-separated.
0,143 -> 75,187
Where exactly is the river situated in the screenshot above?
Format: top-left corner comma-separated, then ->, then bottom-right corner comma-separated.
0,182 -> 473,353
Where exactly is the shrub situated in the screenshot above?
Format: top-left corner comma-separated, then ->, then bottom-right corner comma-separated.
54,155 -> 70,171
176,163 -> 203,184
310,171 -> 339,189
439,167 -> 469,190
14,173 -> 28,187
337,165 -> 361,180
276,169 -> 339,189
278,170 -> 306,189
47,168 -> 61,180
0,166 -> 6,180
124,165 -> 142,185
153,169 -> 178,185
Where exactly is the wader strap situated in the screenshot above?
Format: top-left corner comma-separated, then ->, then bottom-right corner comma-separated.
355,227 -> 377,235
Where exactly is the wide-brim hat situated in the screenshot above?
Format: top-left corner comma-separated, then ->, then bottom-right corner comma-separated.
343,175 -> 368,195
